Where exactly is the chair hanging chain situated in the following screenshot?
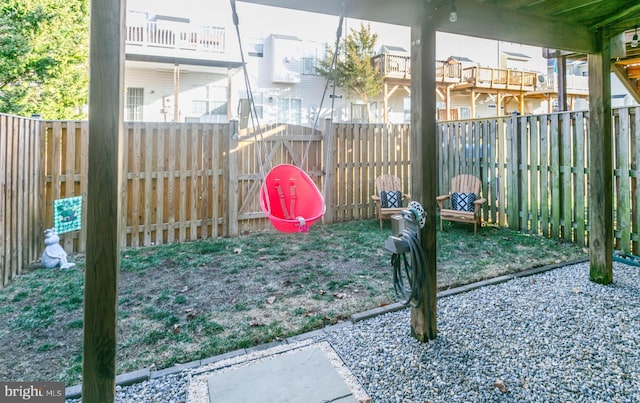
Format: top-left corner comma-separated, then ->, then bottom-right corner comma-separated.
230,0 -> 271,179
230,0 -> 345,217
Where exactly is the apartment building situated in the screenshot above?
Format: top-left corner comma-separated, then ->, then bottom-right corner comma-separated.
124,3 -> 635,125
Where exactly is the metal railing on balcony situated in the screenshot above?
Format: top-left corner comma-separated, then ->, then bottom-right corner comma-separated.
126,21 -> 226,53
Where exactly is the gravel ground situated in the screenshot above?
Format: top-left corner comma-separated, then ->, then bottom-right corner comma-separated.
67,261 -> 640,402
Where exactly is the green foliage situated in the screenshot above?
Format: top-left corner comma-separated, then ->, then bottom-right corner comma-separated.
317,23 -> 382,120
0,0 -> 89,119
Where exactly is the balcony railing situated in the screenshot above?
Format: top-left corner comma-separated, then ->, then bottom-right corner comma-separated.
372,54 -> 411,79
536,73 -> 589,94
436,60 -> 462,83
126,21 -> 226,53
373,54 -> 541,91
462,67 -> 537,91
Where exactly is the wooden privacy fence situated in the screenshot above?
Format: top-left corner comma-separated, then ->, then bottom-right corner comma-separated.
42,121 -> 230,253
438,107 -> 640,254
5,107 -> 640,286
327,123 -> 412,222
438,112 -> 588,242
1,115 -> 42,287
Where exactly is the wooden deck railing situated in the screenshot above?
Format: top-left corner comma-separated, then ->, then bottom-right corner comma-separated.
126,21 -> 226,53
371,54 -> 411,80
372,53 -> 537,91
461,66 -> 537,90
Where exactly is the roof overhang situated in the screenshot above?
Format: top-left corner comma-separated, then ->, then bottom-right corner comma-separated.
125,53 -> 243,72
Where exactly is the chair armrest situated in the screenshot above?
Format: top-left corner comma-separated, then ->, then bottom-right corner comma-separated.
436,194 -> 450,210
371,195 -> 381,201
473,197 -> 487,213
403,194 -> 411,203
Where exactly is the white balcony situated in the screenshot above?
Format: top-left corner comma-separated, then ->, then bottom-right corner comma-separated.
127,21 -> 226,54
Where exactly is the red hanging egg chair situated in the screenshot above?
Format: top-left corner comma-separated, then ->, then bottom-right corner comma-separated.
260,164 -> 325,233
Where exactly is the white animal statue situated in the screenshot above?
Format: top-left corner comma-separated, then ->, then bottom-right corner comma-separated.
42,228 -> 75,269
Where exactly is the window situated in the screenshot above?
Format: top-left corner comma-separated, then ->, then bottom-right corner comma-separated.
277,98 -> 301,125
237,93 -> 264,128
248,40 -> 264,57
459,107 -> 471,119
192,85 -> 228,123
351,103 -> 367,123
237,93 -> 263,119
208,101 -> 227,116
126,88 -> 144,121
192,101 -> 208,115
403,97 -> 411,123
303,57 -> 320,75
369,102 -> 378,123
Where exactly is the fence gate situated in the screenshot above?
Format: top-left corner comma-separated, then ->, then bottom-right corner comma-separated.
231,123 -> 324,234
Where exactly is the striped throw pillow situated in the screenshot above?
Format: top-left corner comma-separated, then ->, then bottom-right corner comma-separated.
451,192 -> 476,212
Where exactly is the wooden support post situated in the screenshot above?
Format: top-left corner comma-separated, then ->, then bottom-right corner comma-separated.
409,5 -> 437,342
83,0 -> 125,400
557,56 -> 567,112
588,30 -> 613,284
445,85 -> 451,121
470,89 -> 476,119
383,82 -> 389,123
227,68 -> 233,121
173,64 -> 180,122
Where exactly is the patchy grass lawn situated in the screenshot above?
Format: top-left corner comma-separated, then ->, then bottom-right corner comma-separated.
0,219 -> 587,386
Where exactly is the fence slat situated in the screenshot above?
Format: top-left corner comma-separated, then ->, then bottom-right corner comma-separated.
190,124 -> 199,241
519,115 -> 529,231
9,118 -> 19,281
529,116 -> 539,234
616,109 -> 631,251
16,119 -> 26,275
155,123 -> 165,244
1,115 -> 8,286
79,122 -> 89,251
574,112 -> 586,246
561,113 -> 573,242
540,116 -> 551,237
167,125 -> 176,242
143,124 -> 153,246
130,123 -> 141,247
550,114 -> 561,238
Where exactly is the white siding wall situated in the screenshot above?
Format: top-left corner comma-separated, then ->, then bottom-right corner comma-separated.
125,67 -> 230,122
232,35 -> 352,127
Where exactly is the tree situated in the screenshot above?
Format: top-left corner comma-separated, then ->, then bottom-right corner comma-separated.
317,23 -> 382,122
0,0 -> 89,119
